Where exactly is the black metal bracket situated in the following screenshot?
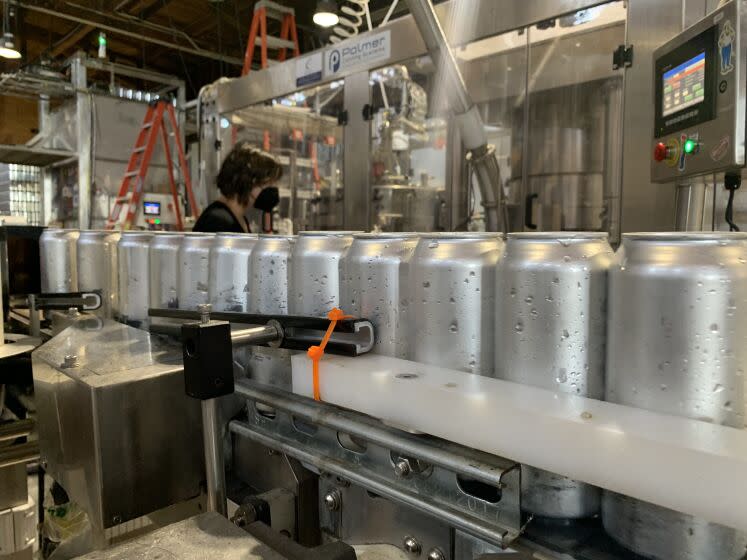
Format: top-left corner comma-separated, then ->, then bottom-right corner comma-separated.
361,103 -> 375,122
613,44 -> 634,70
182,320 -> 235,400
31,291 -> 102,311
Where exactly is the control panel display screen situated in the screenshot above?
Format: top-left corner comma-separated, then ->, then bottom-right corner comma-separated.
662,51 -> 706,118
143,201 -> 161,216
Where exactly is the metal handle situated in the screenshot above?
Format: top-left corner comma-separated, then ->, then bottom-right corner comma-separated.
524,193 -> 538,230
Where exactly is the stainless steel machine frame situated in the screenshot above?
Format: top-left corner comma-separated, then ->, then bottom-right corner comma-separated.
200,0 -> 624,234
198,0 -> 747,239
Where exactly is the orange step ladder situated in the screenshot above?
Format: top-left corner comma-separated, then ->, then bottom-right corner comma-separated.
242,0 -> 300,76
106,100 -> 199,231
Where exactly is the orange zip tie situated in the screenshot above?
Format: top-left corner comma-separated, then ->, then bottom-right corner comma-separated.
307,307 -> 353,401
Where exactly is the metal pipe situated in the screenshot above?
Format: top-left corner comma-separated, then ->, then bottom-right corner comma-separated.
0,442 -> 40,469
229,420 -> 510,547
674,183 -> 706,231
0,419 -> 34,442
234,379 -> 507,488
10,1 -> 243,66
201,398 -> 226,516
404,0 -> 504,231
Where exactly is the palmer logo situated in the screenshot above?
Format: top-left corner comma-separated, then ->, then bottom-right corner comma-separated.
329,50 -> 341,73
326,31 -> 390,75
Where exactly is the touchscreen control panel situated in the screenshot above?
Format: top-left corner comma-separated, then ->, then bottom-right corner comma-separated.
651,0 -> 746,182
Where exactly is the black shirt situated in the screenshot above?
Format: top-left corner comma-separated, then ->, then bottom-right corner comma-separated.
192,201 -> 249,233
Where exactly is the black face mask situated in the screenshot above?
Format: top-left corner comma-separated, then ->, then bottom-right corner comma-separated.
253,186 -> 280,212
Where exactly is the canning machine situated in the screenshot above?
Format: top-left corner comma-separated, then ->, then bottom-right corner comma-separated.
27,227 -> 747,560
18,1 -> 747,560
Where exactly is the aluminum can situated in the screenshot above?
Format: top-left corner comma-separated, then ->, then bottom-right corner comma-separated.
209,233 -> 259,312
177,233 -> 214,310
495,232 -> 613,519
248,235 -> 296,391
77,230 -> 121,318
117,231 -> 153,327
603,232 -> 747,560
410,232 -> 502,375
289,231 -> 357,317
149,233 -> 183,310
340,233 -> 419,358
40,229 -> 79,293
248,235 -> 295,315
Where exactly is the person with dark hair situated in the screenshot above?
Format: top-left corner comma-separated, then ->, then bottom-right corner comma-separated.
193,142 -> 282,233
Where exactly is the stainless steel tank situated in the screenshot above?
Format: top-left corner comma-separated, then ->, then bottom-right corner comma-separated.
495,232 -> 613,519
340,233 -> 419,358
149,233 -> 183,310
117,231 -> 154,327
410,232 -> 502,375
209,233 -> 259,312
603,232 -> 747,560
289,231 -> 356,317
177,233 -> 214,311
39,229 -> 79,293
247,235 -> 296,394
77,230 -> 121,318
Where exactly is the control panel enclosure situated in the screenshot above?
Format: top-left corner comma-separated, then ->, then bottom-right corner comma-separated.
133,193 -> 182,228
651,0 -> 747,182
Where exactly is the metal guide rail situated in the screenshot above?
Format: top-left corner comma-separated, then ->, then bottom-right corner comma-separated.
148,307 -> 374,356
229,379 -> 522,549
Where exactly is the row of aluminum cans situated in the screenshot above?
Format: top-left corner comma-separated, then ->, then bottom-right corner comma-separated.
39,228 -> 747,560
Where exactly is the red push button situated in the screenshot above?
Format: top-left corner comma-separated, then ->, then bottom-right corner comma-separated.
654,142 -> 668,162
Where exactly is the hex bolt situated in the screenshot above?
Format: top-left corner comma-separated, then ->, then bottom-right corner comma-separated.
427,548 -> 446,560
403,536 -> 422,556
63,354 -> 79,368
324,489 -> 341,512
394,459 -> 411,478
198,303 -> 212,324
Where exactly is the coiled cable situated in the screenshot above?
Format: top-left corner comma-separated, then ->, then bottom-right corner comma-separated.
330,0 -> 370,44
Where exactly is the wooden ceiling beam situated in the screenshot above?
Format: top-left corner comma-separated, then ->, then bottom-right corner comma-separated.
124,0 -> 169,20
48,24 -> 95,57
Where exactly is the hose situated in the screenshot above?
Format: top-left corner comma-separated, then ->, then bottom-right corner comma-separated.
330,0 -> 370,44
725,174 -> 740,232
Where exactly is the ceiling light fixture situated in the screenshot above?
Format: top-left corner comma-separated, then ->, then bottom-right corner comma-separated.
0,3 -> 20,60
0,32 -> 20,59
314,0 -> 339,28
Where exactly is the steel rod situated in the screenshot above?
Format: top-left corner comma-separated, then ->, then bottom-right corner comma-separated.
149,324 -> 279,346
234,379 -> 510,488
201,398 -> 227,516
0,442 -> 40,469
231,326 -> 280,346
0,419 -> 35,442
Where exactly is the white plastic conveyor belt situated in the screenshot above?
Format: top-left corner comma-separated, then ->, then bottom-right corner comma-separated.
291,353 -> 747,533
